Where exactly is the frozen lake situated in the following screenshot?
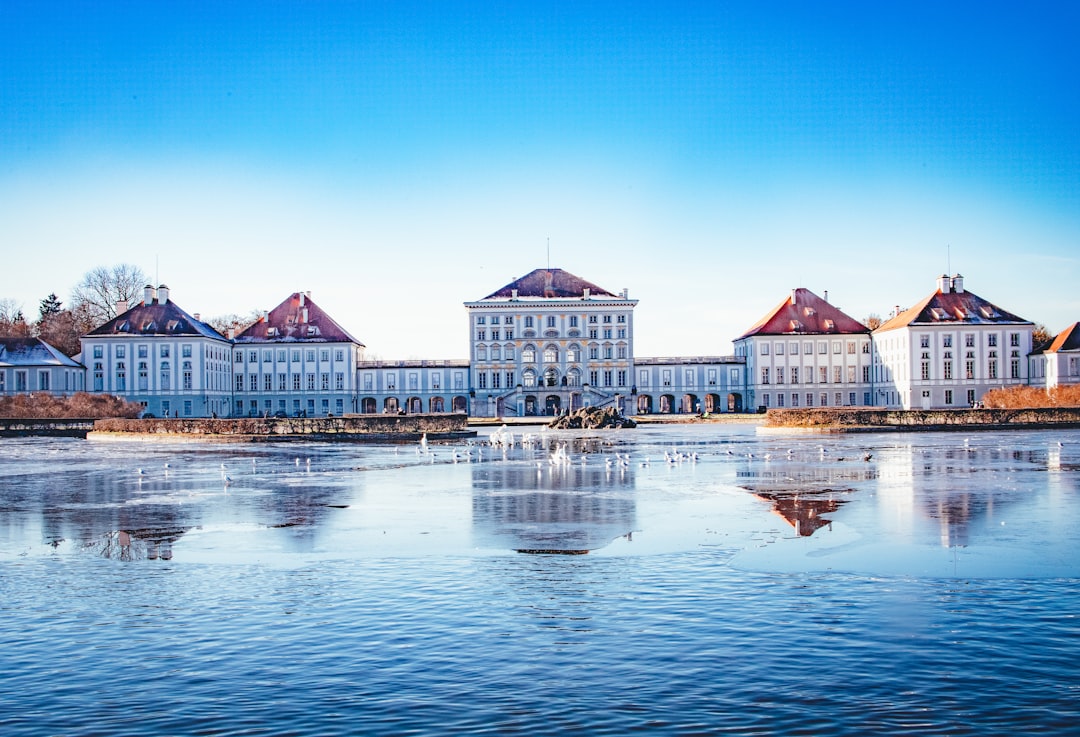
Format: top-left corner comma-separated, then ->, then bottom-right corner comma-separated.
1,424 -> 1078,735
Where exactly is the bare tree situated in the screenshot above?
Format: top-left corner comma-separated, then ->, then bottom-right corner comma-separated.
205,311 -> 263,337
0,298 -> 31,337
70,264 -> 148,328
1033,324 -> 1054,351
863,313 -> 883,330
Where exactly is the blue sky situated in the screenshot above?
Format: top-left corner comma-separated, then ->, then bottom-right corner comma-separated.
2,1 -> 1077,358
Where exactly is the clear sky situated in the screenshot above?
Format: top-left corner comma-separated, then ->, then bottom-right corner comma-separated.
2,1 -> 1077,359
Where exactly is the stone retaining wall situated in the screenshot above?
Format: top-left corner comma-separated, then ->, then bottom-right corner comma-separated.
0,418 -> 96,437
92,413 -> 470,440
766,406 -> 1080,429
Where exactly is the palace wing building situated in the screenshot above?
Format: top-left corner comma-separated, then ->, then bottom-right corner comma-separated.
81,285 -> 233,418
0,337 -> 84,397
232,292 -> 365,417
464,268 -> 637,417
872,274 -> 1033,409
734,288 -> 873,411
1029,322 -> 1080,389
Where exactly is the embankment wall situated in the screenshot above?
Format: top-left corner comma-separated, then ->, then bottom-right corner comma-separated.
90,413 -> 471,441
765,407 -> 1080,430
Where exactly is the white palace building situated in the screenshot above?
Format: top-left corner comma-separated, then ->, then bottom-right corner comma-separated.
5,267 -> 1071,418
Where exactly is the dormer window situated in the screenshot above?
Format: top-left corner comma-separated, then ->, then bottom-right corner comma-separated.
267,327 -> 278,337
824,319 -> 835,331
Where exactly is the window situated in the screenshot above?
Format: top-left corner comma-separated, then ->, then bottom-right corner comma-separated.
569,316 -> 578,328
1010,333 -> 1020,347
182,362 -> 192,390
491,330 -> 500,341
263,350 -> 272,362
431,372 -> 441,390
777,393 -> 785,407
589,328 -> 598,339
847,341 -> 856,354
603,315 -> 612,324
943,359 -> 953,380
639,369 -> 649,387
617,346 -> 627,359
806,393 -> 813,407
847,366 -> 856,383
116,346 -> 126,359
776,343 -> 784,355
236,375 -> 245,391
307,373 -> 316,390
306,350 -> 315,362
589,346 -> 599,360
662,370 -> 672,386
1011,359 -> 1020,379
791,393 -> 799,407
965,360 -> 975,379
708,369 -> 717,385
183,400 -> 192,416
818,341 -> 827,354
249,351 -> 257,363
617,314 -> 626,324
93,345 -> 104,359
38,371 -> 50,391
603,346 -> 613,359
522,346 -> 535,363
320,373 -> 330,390
761,343 -> 769,355
685,369 -> 694,386
278,350 -> 287,361
588,315 -> 598,324
363,374 -> 373,391
161,363 -> 171,390
945,389 -> 953,405
476,330 -> 486,341
546,316 -> 556,328
235,352 -> 244,363
988,357 -> 998,379
965,334 -> 975,347
335,372 -> 344,390
776,367 -> 785,384
505,330 -> 514,340
967,389 -> 976,406
320,350 -> 329,362
138,362 -> 148,390
293,373 -> 301,390
988,334 -> 998,347
492,372 -> 501,389
791,367 -> 799,385
762,393 -> 771,408
264,374 -> 273,391
543,347 -> 557,363
490,316 -> 499,325
862,366 -> 870,382
833,366 -> 842,384
476,316 -> 486,325
525,316 -> 534,328
819,367 -> 828,383
943,335 -> 953,348
278,373 -> 287,391
603,370 -> 613,387
617,370 -> 626,386
506,371 -> 515,387
249,374 -> 258,391
478,372 -> 487,389
292,350 -> 301,362
603,328 -> 612,340
137,345 -> 148,358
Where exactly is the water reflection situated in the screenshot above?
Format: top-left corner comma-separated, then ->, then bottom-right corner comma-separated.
471,459 -> 637,554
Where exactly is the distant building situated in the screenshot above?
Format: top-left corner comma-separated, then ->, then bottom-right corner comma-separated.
1029,322 -> 1080,389
734,288 -> 873,411
0,337 -> 84,397
232,292 -> 365,417
873,274 -> 1033,409
464,268 -> 638,417
80,285 -> 233,418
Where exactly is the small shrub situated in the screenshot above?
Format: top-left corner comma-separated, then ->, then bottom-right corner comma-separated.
982,385 -> 1080,409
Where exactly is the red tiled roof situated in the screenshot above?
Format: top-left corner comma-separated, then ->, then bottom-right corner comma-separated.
87,293 -> 226,340
482,268 -> 618,300
1045,322 -> 1080,353
234,293 -> 363,345
737,288 -> 869,339
875,286 -> 1030,333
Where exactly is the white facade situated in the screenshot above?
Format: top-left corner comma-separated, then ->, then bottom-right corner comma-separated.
873,275 -> 1033,409
80,286 -> 233,418
633,357 -> 747,414
1029,322 -> 1080,389
464,269 -> 638,417
356,360 -> 471,415
0,338 -> 85,397
735,288 -> 874,411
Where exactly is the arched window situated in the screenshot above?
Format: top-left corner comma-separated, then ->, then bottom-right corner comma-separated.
491,345 -> 501,360
566,344 -> 581,363
504,344 -> 515,360
523,369 -> 537,388
522,345 -> 536,363
476,345 -> 487,361
543,345 -> 558,363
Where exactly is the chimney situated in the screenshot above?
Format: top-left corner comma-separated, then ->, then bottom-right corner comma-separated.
228,327 -> 235,339
583,288 -> 590,299
143,285 -> 155,306
193,313 -> 201,321
157,284 -> 169,303
824,290 -> 829,303
302,308 -> 309,323
116,299 -> 128,315
299,292 -> 305,307
952,273 -> 964,293
791,289 -> 798,305
621,288 -> 628,299
511,289 -> 518,300
936,274 -> 951,293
